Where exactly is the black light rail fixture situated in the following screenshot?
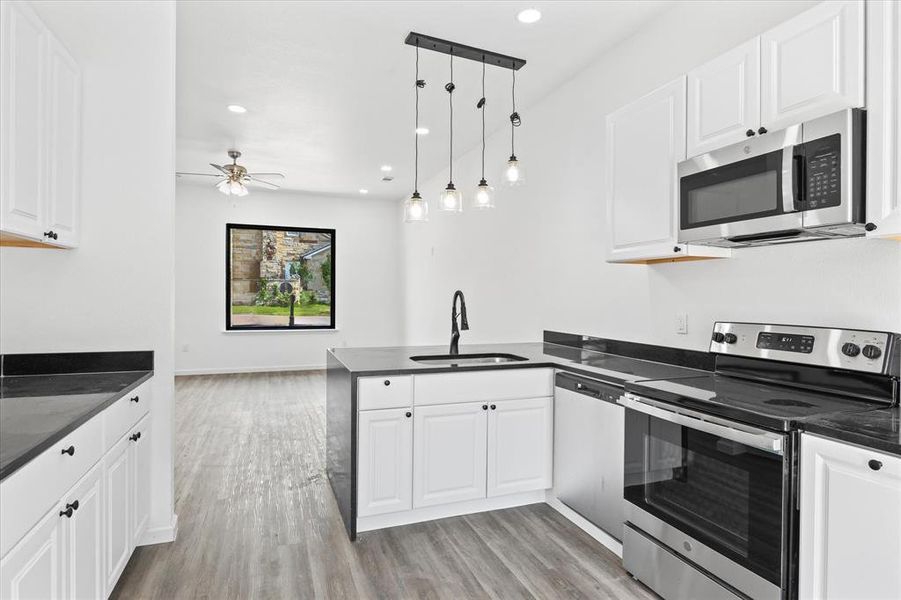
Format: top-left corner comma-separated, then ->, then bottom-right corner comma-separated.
404,32 -> 527,71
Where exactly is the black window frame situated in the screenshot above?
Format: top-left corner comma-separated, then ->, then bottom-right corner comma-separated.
225,223 -> 336,331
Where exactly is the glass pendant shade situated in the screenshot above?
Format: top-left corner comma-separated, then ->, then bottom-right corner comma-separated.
404,192 -> 429,222
472,179 -> 494,209
439,183 -> 463,212
504,156 -> 523,186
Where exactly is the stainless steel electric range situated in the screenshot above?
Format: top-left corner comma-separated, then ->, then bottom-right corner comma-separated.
619,322 -> 900,600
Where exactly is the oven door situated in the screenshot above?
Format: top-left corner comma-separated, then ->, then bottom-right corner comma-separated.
678,124 -> 803,245
621,394 -> 789,600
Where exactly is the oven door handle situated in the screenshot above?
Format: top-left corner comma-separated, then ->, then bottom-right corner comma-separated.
619,394 -> 785,455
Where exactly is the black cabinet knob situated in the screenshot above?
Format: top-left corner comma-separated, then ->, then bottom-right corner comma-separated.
865,222 -> 877,232
862,345 -> 882,360
66,500 -> 79,512
61,445 -> 75,456
405,411 -> 412,418
43,230 -> 58,240
60,507 -> 74,518
130,395 -> 140,403
129,432 -> 142,442
490,404 -> 496,410
758,127 -> 768,135
868,459 -> 883,471
746,129 -> 755,137
841,342 -> 861,357
482,404 -> 488,410
383,380 -> 391,386
673,246 -> 682,253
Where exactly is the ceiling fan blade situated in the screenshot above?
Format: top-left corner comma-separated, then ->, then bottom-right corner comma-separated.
247,176 -> 280,189
210,163 -> 231,175
247,172 -> 285,179
176,172 -> 222,177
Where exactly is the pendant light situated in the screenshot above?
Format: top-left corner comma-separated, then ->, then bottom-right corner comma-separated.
439,52 -> 463,212
472,60 -> 494,209
505,65 -> 524,186
404,43 -> 429,222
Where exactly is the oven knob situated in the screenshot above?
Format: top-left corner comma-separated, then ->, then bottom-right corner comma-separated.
841,342 -> 861,357
723,333 -> 738,344
712,332 -> 725,343
862,345 -> 882,360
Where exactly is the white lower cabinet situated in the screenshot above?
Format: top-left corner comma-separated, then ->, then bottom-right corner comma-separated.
413,402 -> 488,508
357,408 -> 413,517
103,436 -> 131,593
799,434 -> 901,600
487,397 -> 553,497
131,417 -> 151,546
0,507 -> 63,600
64,464 -> 103,600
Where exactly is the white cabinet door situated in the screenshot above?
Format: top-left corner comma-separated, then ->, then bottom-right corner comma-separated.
606,77 -> 710,263
0,0 -> 46,241
63,464 -> 103,600
413,402 -> 487,508
687,38 -> 760,157
45,34 -> 80,248
487,397 -> 552,497
866,0 -> 901,239
103,436 -> 132,593
799,434 -> 901,600
0,505 -> 63,600
357,408 -> 413,517
761,0 -> 864,132
131,416 -> 151,546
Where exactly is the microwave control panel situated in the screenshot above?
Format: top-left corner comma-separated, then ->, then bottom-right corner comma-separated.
801,133 -> 841,210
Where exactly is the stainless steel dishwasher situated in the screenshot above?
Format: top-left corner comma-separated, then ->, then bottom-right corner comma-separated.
554,372 -> 625,541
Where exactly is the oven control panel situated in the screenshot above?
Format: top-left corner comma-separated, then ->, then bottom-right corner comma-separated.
710,322 -> 896,375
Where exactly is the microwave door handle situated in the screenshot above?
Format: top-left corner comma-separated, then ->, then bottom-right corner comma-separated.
782,146 -> 796,213
619,394 -> 784,455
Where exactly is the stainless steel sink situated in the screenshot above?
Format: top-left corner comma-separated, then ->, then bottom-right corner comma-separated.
409,353 -> 528,366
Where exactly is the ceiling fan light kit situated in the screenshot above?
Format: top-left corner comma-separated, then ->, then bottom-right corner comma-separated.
176,149 -> 285,197
404,32 -> 526,223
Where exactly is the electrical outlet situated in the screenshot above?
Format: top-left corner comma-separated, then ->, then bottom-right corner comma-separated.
676,313 -> 688,335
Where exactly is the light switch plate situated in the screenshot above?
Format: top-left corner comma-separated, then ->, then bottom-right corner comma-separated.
676,313 -> 688,335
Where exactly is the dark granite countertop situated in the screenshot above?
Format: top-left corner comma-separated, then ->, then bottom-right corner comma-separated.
803,406 -> 901,457
0,350 -> 154,482
329,341 -> 708,387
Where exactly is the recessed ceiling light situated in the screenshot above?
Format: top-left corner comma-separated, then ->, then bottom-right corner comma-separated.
415,127 -> 430,135
359,188 -> 369,194
517,8 -> 541,24
380,165 -> 393,172
227,104 -> 247,114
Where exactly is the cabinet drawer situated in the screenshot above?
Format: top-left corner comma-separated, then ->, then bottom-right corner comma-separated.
414,368 -> 553,406
0,412 -> 103,558
358,376 -> 412,410
104,381 -> 150,448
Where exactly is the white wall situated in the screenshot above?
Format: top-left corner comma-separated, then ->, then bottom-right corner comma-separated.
174,182 -> 405,375
401,0 -> 901,350
0,2 -> 178,539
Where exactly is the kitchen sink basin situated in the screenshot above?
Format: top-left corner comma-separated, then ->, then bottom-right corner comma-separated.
409,353 -> 529,366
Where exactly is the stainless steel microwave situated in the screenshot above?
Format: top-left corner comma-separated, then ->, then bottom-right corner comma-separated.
677,109 -> 865,247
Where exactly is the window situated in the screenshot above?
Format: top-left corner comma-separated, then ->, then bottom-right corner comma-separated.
226,223 -> 335,330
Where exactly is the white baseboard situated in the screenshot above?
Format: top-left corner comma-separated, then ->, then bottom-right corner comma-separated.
357,490 -> 546,533
545,493 -> 622,558
139,513 -> 178,546
175,364 -> 325,376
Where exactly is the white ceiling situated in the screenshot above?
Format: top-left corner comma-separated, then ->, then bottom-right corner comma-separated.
176,1 -> 674,200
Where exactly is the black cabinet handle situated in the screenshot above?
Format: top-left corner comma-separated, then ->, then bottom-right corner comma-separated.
758,126 -> 768,135
59,501 -> 78,518
61,445 -> 75,456
67,500 -> 79,511
405,411 -> 412,418
673,246 -> 682,253
746,129 -> 755,137
868,459 -> 883,471
130,395 -> 139,403
482,404 -> 488,410
383,380 -> 391,386
490,404 -> 496,410
43,230 -> 58,239
130,432 -> 142,442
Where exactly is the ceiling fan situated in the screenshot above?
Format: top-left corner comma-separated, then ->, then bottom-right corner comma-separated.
176,150 -> 285,196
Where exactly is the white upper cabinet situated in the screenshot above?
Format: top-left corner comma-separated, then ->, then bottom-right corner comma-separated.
486,397 -> 552,497
687,38 -> 761,157
799,434 -> 901,600
605,77 -> 686,263
0,0 -> 81,247
760,0 -> 865,132
866,0 -> 901,239
357,408 -> 413,517
412,402 -> 487,508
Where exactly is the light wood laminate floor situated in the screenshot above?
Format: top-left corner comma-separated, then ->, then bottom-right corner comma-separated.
111,371 -> 654,600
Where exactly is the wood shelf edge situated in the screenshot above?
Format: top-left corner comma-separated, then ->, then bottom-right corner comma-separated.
0,231 -> 60,249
